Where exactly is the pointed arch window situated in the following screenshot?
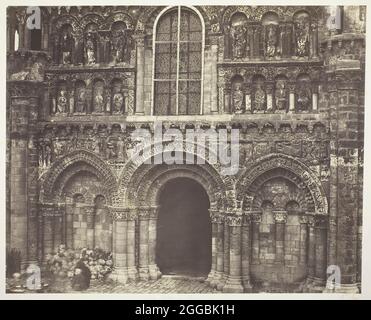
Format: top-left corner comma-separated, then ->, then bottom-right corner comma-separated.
153,6 -> 204,115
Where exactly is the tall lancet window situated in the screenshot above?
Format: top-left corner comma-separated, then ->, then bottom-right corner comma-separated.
153,6 -> 204,115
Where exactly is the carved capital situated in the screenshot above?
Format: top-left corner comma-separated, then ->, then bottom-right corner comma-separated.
273,211 -> 288,223
84,206 -> 95,215
250,210 -> 262,223
138,207 -> 151,220
299,215 -> 309,224
39,203 -> 63,217
314,215 -> 328,228
109,207 -> 130,221
226,214 -> 243,227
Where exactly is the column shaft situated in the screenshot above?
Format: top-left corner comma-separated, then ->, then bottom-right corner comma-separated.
223,216 -> 244,293
138,211 -> 149,280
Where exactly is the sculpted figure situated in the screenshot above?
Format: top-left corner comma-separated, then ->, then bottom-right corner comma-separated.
112,92 -> 124,113
295,17 -> 310,57
232,83 -> 244,113
84,31 -> 97,65
93,83 -> 105,112
254,83 -> 266,112
75,86 -> 87,113
266,24 -> 278,57
60,28 -> 74,64
111,25 -> 130,63
296,84 -> 311,111
56,88 -> 68,114
231,25 -> 247,59
275,80 -> 287,112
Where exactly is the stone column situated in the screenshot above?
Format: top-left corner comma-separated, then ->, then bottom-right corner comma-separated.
109,208 -> 128,283
138,207 -> 150,280
245,87 -> 252,113
274,211 -> 288,264
206,208 -> 219,285
40,204 -> 55,259
307,214 -> 316,281
209,36 -> 219,114
251,211 -> 262,264
135,36 -> 145,114
223,215 -> 244,293
288,83 -> 296,113
212,212 -> 224,288
328,69 -> 362,293
127,209 -> 138,280
314,215 -> 328,284
311,23 -> 319,59
85,206 -> 95,249
299,215 -> 308,265
266,83 -> 274,113
8,81 -> 41,268
241,213 -> 252,292
217,216 -> 230,291
312,83 -> 318,112
224,85 -> 231,114
148,206 -> 161,280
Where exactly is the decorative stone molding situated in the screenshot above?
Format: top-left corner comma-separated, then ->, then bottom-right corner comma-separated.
84,206 -> 95,215
109,207 -> 130,221
314,215 -> 328,228
250,210 -> 263,223
237,153 -> 328,214
39,203 -> 64,217
299,215 -> 309,224
226,214 -> 243,226
273,210 -> 288,223
209,210 -> 225,224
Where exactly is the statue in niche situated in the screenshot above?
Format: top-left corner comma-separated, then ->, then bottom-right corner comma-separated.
56,87 -> 68,114
254,83 -> 266,112
44,144 -> 52,166
232,82 -> 244,113
275,80 -> 287,112
296,84 -> 311,111
84,31 -> 97,65
93,83 -> 105,112
266,24 -> 278,58
38,143 -> 44,167
231,25 -> 247,59
60,28 -> 74,64
75,85 -> 87,113
106,139 -> 118,159
117,136 -> 127,161
111,25 -> 130,63
294,16 -> 310,57
111,82 -> 125,114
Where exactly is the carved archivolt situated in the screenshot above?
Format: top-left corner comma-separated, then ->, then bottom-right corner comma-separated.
118,143 -> 235,209
41,149 -> 117,204
236,153 -> 328,214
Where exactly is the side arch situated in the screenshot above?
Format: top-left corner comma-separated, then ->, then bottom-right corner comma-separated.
236,153 -> 328,214
41,149 -> 117,204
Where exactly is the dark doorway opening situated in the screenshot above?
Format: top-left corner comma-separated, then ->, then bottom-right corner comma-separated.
156,177 -> 211,277
30,29 -> 42,50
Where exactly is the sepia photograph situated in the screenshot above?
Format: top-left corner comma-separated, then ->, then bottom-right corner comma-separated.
3,2 -> 367,298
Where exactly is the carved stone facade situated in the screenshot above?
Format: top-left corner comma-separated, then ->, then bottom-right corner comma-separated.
6,5 -> 365,293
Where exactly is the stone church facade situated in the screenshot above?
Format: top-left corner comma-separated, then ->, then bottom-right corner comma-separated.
6,6 -> 365,293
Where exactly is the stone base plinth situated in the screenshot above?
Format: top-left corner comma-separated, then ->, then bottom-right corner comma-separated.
148,264 -> 162,280
108,267 -> 128,284
222,276 -> 244,293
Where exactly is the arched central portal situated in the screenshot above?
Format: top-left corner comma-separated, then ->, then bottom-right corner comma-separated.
156,177 -> 211,277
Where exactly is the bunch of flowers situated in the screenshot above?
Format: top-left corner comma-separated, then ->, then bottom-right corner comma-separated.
45,245 -> 113,280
